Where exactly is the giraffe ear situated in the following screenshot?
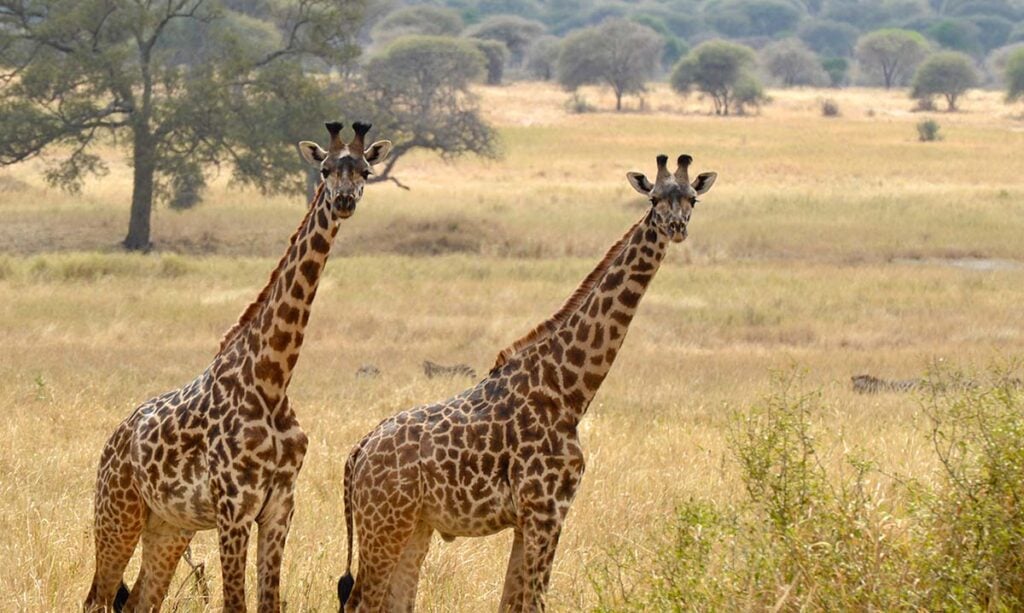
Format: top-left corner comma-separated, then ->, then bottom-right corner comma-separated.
692,172 -> 717,195
297,141 -> 327,166
364,140 -> 393,166
626,172 -> 653,195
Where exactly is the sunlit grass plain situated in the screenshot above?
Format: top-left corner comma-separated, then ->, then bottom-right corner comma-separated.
0,82 -> 1022,611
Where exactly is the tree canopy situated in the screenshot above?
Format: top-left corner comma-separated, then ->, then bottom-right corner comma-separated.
556,18 -> 663,111
1007,46 -> 1024,101
0,0 -> 366,250
855,29 -> 930,88
761,39 -> 827,86
671,39 -> 763,115
911,51 -> 978,110
358,36 -> 498,187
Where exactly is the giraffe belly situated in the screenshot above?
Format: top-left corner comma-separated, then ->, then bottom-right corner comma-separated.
419,461 -> 517,538
136,450 -> 219,531
130,406 -> 219,531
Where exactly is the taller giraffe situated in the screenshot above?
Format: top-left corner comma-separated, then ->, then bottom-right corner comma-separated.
336,154 -> 718,612
84,121 -> 392,613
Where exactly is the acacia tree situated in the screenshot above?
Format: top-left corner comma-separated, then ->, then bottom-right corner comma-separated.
671,40 -> 763,115
855,29 -> 930,88
0,0 -> 364,251
1007,47 -> 1024,103
355,36 -> 499,189
464,15 -> 545,66
556,18 -> 663,112
911,51 -> 977,110
761,39 -> 827,86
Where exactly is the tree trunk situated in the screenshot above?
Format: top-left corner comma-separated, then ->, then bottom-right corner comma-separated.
124,126 -> 156,252
615,90 -> 623,112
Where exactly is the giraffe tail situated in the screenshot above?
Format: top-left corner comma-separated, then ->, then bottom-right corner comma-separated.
337,443 -> 360,609
113,581 -> 130,612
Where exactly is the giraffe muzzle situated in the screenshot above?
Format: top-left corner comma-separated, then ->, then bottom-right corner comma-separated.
333,195 -> 357,218
669,222 -> 688,243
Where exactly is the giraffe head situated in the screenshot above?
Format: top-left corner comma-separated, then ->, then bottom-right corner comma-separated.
627,154 -> 717,242
297,121 -> 393,218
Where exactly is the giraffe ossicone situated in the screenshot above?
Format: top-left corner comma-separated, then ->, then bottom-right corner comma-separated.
84,121 -> 391,613
336,155 -> 718,612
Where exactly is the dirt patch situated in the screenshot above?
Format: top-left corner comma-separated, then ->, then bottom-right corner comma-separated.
341,214 -> 513,257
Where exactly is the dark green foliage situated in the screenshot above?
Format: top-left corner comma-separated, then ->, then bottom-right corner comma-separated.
798,18 -> 859,57
671,40 -> 764,115
556,19 -> 663,111
630,14 -> 690,68
0,0 -> 366,251
706,0 -> 804,38
464,14 -> 545,65
967,15 -> 1013,53
911,51 -> 978,110
1003,47 -> 1024,101
822,56 -> 849,85
472,39 -> 510,84
928,18 -> 981,54
917,118 -> 942,140
360,36 -> 498,185
855,28 -> 930,88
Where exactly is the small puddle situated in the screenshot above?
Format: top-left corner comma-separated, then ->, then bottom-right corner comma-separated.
893,257 -> 1023,271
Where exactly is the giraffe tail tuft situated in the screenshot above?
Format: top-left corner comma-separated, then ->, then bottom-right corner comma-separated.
337,573 -> 354,610
113,581 -> 130,612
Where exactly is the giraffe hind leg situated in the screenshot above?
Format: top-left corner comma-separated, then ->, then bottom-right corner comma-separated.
84,460 -> 146,612
387,521 -> 433,612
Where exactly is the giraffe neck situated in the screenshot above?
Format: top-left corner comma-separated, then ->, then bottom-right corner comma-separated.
217,195 -> 340,403
548,210 -> 668,420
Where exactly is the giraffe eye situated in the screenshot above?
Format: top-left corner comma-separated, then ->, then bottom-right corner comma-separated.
692,198 -> 700,206
321,168 -> 329,178
361,170 -> 370,180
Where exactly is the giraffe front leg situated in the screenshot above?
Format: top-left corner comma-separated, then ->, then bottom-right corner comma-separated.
498,529 -> 525,612
255,490 -> 297,613
218,520 -> 252,612
516,514 -> 565,613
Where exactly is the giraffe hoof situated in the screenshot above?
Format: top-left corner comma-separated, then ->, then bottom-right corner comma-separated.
113,582 -> 130,612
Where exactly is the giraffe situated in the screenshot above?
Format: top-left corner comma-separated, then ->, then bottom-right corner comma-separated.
83,121 -> 392,613
335,154 -> 718,612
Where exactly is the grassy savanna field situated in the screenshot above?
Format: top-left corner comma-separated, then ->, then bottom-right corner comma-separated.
0,82 -> 1022,610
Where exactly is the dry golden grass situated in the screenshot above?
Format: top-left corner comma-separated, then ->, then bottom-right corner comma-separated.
0,82 -> 1022,611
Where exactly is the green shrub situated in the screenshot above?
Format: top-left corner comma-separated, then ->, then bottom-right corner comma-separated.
917,119 -> 942,141
564,92 -> 596,114
603,365 -> 1024,611
913,365 -> 1024,609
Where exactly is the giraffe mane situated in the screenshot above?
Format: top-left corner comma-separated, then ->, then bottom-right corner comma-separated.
217,183 -> 325,354
491,212 -> 648,371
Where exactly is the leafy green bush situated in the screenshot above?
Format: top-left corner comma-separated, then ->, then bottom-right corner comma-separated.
595,365 -> 1024,611
917,119 -> 942,141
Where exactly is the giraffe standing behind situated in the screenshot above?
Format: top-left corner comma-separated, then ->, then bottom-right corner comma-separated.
335,154 -> 718,612
83,122 -> 392,613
